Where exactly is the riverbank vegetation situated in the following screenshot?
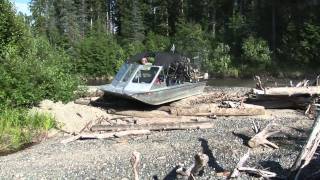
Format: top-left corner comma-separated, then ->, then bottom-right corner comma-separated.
1,0 -> 79,153
1,0 -> 320,152
0,109 -> 55,153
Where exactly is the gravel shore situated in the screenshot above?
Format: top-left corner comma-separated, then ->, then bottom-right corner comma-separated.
0,108 -> 314,179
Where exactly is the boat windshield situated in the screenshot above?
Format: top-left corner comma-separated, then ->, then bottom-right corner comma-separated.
132,66 -> 159,84
114,63 -> 139,82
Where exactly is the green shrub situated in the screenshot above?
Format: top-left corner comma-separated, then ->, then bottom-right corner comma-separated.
204,43 -> 232,76
0,108 -> 55,153
0,36 -> 80,108
0,1 -> 80,108
241,36 -> 271,72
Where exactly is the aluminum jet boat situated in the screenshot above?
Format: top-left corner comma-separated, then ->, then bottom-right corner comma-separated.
99,52 -> 207,105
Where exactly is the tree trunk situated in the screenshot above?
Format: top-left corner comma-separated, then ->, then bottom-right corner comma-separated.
272,0 -> 276,54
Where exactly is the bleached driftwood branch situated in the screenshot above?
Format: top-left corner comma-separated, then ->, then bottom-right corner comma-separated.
248,122 -> 280,149
230,150 -> 279,179
254,75 -> 264,90
237,167 -> 277,178
230,150 -> 250,178
61,130 -> 151,144
176,153 -> 209,180
91,121 -> 214,132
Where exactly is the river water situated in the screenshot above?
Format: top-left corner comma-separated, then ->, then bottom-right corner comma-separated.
87,78 -> 294,87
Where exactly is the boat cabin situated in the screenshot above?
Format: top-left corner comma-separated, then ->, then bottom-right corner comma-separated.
100,52 -> 206,105
110,63 -> 165,95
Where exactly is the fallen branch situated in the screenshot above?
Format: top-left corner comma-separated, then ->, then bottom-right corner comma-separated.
289,104 -> 320,180
230,150 -> 250,178
237,167 -> 277,178
79,120 -> 93,133
61,130 -> 151,144
176,153 -> 209,180
91,121 -> 214,132
305,97 -> 317,116
230,150 -> 280,179
296,79 -> 309,87
248,122 -> 280,149
254,75 -> 264,90
130,151 -> 140,180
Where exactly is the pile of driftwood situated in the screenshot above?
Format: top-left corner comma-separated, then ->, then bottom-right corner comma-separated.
60,115 -> 215,144
111,92 -> 265,118
126,110 -> 320,180
249,76 -> 320,114
232,106 -> 320,180
65,91 -> 266,144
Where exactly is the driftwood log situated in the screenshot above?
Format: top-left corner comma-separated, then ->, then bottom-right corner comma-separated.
61,130 -> 151,144
114,110 -> 172,118
112,103 -> 264,117
247,95 -> 312,109
248,122 -> 280,149
253,86 -> 320,96
91,121 -> 214,132
170,103 -> 265,116
176,153 -> 209,180
289,105 -> 320,180
170,92 -> 247,108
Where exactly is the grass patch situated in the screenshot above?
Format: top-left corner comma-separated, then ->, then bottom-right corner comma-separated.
0,108 -> 55,154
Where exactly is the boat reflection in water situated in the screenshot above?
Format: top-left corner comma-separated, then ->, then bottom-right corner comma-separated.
100,52 -> 207,105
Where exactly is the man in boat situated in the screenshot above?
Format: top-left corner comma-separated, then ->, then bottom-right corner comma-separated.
140,57 -> 152,65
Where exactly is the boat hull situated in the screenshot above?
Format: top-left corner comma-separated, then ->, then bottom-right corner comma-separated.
100,82 -> 206,105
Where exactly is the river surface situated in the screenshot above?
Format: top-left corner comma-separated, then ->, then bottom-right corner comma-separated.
87,78 -> 294,87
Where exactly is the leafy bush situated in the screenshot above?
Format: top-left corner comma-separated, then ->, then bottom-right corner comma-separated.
0,108 -> 55,153
0,36 -> 80,108
204,43 -> 233,76
241,36 -> 271,72
73,31 -> 126,78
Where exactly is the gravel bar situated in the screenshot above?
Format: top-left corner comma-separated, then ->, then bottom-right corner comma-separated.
0,109 -> 314,179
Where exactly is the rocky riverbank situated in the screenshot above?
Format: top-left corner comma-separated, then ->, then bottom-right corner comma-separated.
0,87 -> 317,179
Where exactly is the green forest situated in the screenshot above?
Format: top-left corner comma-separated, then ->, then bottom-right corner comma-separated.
1,0 -> 320,152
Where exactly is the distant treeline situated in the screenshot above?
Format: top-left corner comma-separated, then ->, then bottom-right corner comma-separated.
26,0 -> 320,77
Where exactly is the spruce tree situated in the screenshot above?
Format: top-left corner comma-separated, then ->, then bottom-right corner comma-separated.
118,0 -> 145,43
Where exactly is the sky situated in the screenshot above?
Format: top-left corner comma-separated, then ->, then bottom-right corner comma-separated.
11,0 -> 31,15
